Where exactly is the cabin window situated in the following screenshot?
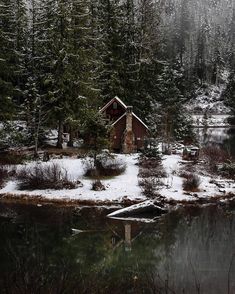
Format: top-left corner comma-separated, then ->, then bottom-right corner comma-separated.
113,102 -> 118,110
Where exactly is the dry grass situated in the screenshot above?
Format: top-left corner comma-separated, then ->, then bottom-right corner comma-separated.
182,173 -> 201,192
201,146 -> 231,172
138,156 -> 166,198
84,158 -> 126,178
0,153 -> 26,165
16,163 -> 77,190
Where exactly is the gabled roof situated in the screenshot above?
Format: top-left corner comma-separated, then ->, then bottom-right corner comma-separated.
111,112 -> 149,130
99,96 -> 127,113
101,96 -> 149,130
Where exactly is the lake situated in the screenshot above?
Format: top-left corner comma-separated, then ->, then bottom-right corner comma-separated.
0,203 -> 235,294
196,127 -> 235,158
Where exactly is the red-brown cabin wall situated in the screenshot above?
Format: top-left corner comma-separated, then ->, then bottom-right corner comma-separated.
104,102 -> 125,122
112,116 -> 126,150
111,115 -> 148,151
132,117 -> 148,150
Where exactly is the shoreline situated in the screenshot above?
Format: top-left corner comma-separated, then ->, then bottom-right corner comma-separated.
1,191 -> 234,209
0,193 -> 143,207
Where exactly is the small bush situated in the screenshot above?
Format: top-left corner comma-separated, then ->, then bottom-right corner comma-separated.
17,163 -> 77,190
220,162 -> 235,179
84,157 -> 126,178
201,146 -> 230,171
182,173 -> 201,192
139,166 -> 166,178
139,157 -> 161,169
142,148 -> 161,159
179,171 -> 193,179
91,180 -> 106,191
139,177 -> 164,198
0,153 -> 26,165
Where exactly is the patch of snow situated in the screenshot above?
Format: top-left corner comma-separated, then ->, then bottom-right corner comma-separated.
108,216 -> 158,223
107,200 -> 163,217
192,114 -> 231,127
161,154 -> 235,201
0,154 -> 145,203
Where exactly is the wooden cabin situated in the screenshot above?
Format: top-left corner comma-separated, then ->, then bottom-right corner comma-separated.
100,97 -> 149,153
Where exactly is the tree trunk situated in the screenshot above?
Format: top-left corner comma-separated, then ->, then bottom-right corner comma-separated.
67,127 -> 74,147
57,119 -> 63,149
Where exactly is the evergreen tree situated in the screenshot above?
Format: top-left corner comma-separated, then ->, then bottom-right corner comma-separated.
148,63 -> 195,143
0,0 -> 27,120
223,72 -> 235,118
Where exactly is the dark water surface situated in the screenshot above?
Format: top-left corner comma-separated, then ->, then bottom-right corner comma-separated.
0,203 -> 235,294
196,127 -> 235,158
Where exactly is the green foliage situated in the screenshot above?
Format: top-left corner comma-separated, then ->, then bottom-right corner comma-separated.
0,122 -> 30,150
220,162 -> 235,178
0,0 -> 233,151
147,63 -> 196,143
223,72 -> 235,115
81,110 -> 111,159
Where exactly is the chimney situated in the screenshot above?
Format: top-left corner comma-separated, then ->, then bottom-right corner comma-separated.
126,106 -> 133,132
122,106 -> 135,154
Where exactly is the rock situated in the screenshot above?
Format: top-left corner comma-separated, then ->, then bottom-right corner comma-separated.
92,180 -> 106,191
76,180 -> 83,187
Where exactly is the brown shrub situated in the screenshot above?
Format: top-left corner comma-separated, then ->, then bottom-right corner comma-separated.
16,163 -> 77,190
201,146 -> 231,171
139,157 -> 161,169
139,177 -> 164,198
139,167 -> 167,178
91,180 -> 106,191
182,173 -> 201,192
0,153 -> 26,165
84,158 -> 126,178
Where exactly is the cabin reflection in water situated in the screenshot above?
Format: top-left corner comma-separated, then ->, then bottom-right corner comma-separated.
111,222 -> 143,251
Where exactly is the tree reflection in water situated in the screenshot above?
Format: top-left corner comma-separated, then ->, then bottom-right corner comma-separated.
0,203 -> 235,293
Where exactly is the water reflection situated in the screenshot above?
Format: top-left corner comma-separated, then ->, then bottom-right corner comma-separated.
0,203 -> 235,293
196,127 -> 235,158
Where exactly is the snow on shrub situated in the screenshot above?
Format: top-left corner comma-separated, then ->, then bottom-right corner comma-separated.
182,173 -> 201,192
16,163 -> 79,190
138,156 -> 165,198
91,180 -> 106,191
84,155 -> 126,178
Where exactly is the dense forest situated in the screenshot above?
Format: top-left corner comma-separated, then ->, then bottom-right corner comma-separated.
0,0 -> 234,149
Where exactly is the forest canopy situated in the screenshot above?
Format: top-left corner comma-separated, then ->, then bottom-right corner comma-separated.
0,0 -> 234,148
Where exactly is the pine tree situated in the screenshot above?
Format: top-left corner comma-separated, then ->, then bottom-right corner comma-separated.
95,0 -> 125,102
0,0 -> 27,120
148,63 -> 195,143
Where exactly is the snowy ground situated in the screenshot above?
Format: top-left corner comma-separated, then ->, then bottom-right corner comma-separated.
0,154 -> 144,203
0,153 -> 234,204
161,154 -> 234,201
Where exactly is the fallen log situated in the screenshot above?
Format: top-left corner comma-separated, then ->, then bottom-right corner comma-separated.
107,200 -> 167,218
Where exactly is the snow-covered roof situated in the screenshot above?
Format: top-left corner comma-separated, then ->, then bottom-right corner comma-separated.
132,113 -> 149,130
100,96 -> 149,130
111,112 -> 149,130
99,96 -> 127,113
